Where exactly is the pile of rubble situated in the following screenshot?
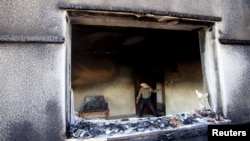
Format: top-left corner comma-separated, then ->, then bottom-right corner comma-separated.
66,109 -> 227,139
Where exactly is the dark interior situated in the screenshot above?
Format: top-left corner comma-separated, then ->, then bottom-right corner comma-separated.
72,24 -> 200,73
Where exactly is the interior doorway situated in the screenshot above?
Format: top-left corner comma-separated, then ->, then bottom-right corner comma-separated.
134,70 -> 162,116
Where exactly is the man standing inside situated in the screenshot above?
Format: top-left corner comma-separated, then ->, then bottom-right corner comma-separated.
136,83 -> 159,117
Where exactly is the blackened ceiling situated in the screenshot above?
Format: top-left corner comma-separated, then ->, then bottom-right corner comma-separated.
72,24 -> 200,72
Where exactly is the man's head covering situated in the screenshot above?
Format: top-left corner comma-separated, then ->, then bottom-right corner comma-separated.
140,83 -> 150,88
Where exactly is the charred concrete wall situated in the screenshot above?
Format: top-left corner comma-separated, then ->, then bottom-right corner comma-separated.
71,52 -> 203,118
165,60 -> 203,115
0,0 -> 249,141
199,0 -> 250,123
72,54 -> 136,117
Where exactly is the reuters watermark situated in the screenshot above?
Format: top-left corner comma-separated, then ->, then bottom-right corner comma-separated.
208,125 -> 249,140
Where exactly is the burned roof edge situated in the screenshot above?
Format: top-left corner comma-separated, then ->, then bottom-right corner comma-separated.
57,2 -> 222,22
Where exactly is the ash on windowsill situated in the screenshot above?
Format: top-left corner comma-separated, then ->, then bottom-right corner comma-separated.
66,109 -> 231,140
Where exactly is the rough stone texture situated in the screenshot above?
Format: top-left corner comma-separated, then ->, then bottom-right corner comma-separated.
218,44 -> 250,124
0,44 -> 66,141
0,0 -> 65,36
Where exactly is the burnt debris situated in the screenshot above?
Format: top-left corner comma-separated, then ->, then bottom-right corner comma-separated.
67,117 -> 173,139
67,109 -> 229,139
81,95 -> 109,112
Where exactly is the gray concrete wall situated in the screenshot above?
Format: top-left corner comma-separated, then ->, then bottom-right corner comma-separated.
0,0 -> 250,140
0,44 -> 66,141
215,1 -> 250,124
218,44 -> 250,123
0,0 -> 65,36
0,0 -> 67,140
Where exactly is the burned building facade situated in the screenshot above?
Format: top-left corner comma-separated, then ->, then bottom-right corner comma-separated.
0,0 -> 250,141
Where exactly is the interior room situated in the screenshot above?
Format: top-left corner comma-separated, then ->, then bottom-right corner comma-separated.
71,23 -> 203,118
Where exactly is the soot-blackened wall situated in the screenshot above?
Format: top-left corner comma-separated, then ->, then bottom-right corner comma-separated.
0,0 -> 250,141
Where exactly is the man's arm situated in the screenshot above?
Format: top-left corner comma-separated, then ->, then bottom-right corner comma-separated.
136,89 -> 142,104
151,88 -> 160,93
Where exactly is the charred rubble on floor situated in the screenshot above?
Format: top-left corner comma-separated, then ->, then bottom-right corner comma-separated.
66,109 -> 229,140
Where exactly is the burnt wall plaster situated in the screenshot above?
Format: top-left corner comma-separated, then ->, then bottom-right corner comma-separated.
204,0 -> 250,124
71,54 -> 136,117
218,44 -> 250,124
164,60 -> 203,115
216,0 -> 250,124
0,0 -> 250,141
62,0 -> 250,40
201,22 -> 250,124
200,24 -> 223,116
